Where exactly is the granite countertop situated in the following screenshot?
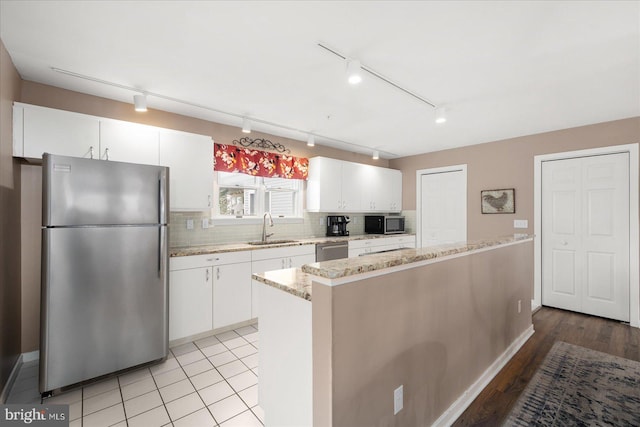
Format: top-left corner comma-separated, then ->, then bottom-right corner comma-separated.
252,234 -> 534,301
170,233 -> 415,257
252,268 -> 314,301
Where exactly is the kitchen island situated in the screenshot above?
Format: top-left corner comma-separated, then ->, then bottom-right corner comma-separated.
253,235 -> 534,427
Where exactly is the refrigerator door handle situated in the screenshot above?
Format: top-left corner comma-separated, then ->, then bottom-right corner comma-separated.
159,170 -> 167,224
159,226 -> 167,279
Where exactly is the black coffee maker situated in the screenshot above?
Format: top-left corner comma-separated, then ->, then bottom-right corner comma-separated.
326,215 -> 350,236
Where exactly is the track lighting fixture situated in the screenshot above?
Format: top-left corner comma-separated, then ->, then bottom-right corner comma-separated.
133,94 -> 147,112
307,134 -> 315,147
372,150 -> 380,160
51,66 -> 398,158
242,118 -> 252,133
435,107 -> 447,124
346,59 -> 362,85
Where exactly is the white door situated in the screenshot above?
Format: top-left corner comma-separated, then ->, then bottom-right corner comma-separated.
542,153 -> 630,321
419,168 -> 466,247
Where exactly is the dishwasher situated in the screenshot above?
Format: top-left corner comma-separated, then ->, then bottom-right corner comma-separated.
316,241 -> 349,262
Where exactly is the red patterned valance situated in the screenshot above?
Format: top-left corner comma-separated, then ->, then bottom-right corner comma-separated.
214,143 -> 309,180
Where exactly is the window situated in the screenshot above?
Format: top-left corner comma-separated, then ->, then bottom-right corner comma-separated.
214,171 -> 303,220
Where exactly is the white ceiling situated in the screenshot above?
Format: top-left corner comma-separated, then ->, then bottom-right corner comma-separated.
1,1 -> 638,159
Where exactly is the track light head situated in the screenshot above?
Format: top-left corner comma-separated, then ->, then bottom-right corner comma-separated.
242,118 -> 252,133
133,94 -> 147,112
435,106 -> 447,124
346,59 -> 362,85
307,134 -> 315,147
372,150 -> 380,160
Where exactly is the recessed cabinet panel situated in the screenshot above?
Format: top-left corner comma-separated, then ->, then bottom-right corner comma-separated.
213,262 -> 252,329
159,130 -> 213,210
22,105 -> 100,159
99,120 -> 159,165
169,267 -> 213,341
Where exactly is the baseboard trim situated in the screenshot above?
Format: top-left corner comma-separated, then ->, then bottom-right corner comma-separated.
432,325 -> 535,427
0,354 -> 23,404
22,350 -> 39,363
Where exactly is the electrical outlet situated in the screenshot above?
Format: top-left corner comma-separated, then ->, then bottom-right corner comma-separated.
320,217 -> 325,226
518,299 -> 522,313
514,219 -> 528,229
394,385 -> 403,415
202,218 -> 209,229
186,219 -> 194,230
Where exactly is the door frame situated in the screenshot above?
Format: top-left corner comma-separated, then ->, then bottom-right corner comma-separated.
415,164 -> 467,248
534,143 -> 639,327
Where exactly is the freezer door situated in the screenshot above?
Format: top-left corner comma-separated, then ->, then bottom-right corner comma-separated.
40,226 -> 168,393
43,153 -> 169,226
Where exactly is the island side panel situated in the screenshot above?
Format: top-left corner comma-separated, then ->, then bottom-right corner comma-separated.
312,282 -> 333,427
322,241 -> 533,426
257,281 -> 312,427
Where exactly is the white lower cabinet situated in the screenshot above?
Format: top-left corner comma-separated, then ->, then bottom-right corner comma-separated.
169,251 -> 251,342
169,267 -> 213,341
213,261 -> 252,329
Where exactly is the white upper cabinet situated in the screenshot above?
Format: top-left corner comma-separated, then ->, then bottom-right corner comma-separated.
99,120 -> 159,165
306,156 -> 402,213
307,157 -> 364,212
383,167 -> 403,212
15,103 -> 100,159
159,129 -> 213,211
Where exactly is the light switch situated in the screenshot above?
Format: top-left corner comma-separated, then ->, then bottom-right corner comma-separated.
514,219 -> 528,229
202,218 -> 209,229
186,219 -> 194,230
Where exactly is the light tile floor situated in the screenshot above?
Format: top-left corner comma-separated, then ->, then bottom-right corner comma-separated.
6,324 -> 263,427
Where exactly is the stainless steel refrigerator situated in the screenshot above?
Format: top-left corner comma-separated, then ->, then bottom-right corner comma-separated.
40,153 -> 169,394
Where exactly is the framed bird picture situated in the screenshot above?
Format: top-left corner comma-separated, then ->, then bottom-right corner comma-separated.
481,188 -> 515,214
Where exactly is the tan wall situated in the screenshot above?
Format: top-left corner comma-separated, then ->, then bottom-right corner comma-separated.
20,165 -> 41,353
390,117 -> 640,240
313,241 -> 533,426
0,40 -> 23,393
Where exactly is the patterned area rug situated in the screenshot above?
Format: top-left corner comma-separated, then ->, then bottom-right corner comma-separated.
503,341 -> 640,426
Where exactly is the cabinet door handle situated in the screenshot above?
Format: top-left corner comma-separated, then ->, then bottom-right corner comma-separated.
206,269 -> 209,282
288,258 -> 292,268
216,267 -> 220,280
281,259 -> 285,269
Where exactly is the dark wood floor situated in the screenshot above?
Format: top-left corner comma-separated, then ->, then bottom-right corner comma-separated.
452,306 -> 640,427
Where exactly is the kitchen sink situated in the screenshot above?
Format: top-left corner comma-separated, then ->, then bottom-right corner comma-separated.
247,239 -> 298,246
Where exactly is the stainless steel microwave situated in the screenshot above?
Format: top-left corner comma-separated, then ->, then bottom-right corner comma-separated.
364,216 -> 405,234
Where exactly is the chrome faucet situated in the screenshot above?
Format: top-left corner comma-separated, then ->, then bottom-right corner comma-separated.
262,212 -> 274,243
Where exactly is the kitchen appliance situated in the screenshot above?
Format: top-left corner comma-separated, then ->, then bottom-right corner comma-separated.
316,242 -> 349,262
326,215 -> 350,236
364,215 -> 406,234
40,153 -> 169,395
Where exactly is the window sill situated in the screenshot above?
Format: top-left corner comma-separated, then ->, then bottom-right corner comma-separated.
212,217 -> 304,226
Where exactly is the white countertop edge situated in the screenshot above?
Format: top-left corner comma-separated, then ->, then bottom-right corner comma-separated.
310,237 -> 534,287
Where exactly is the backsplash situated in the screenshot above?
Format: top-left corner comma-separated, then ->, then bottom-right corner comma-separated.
170,210 -> 416,248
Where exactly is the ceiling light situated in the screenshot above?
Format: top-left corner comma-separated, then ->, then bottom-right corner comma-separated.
242,118 -> 251,133
435,107 -> 447,124
133,94 -> 147,112
372,150 -> 379,160
346,59 -> 362,85
307,134 -> 315,147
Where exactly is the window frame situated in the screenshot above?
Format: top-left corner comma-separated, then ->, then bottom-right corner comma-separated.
212,171 -> 305,225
